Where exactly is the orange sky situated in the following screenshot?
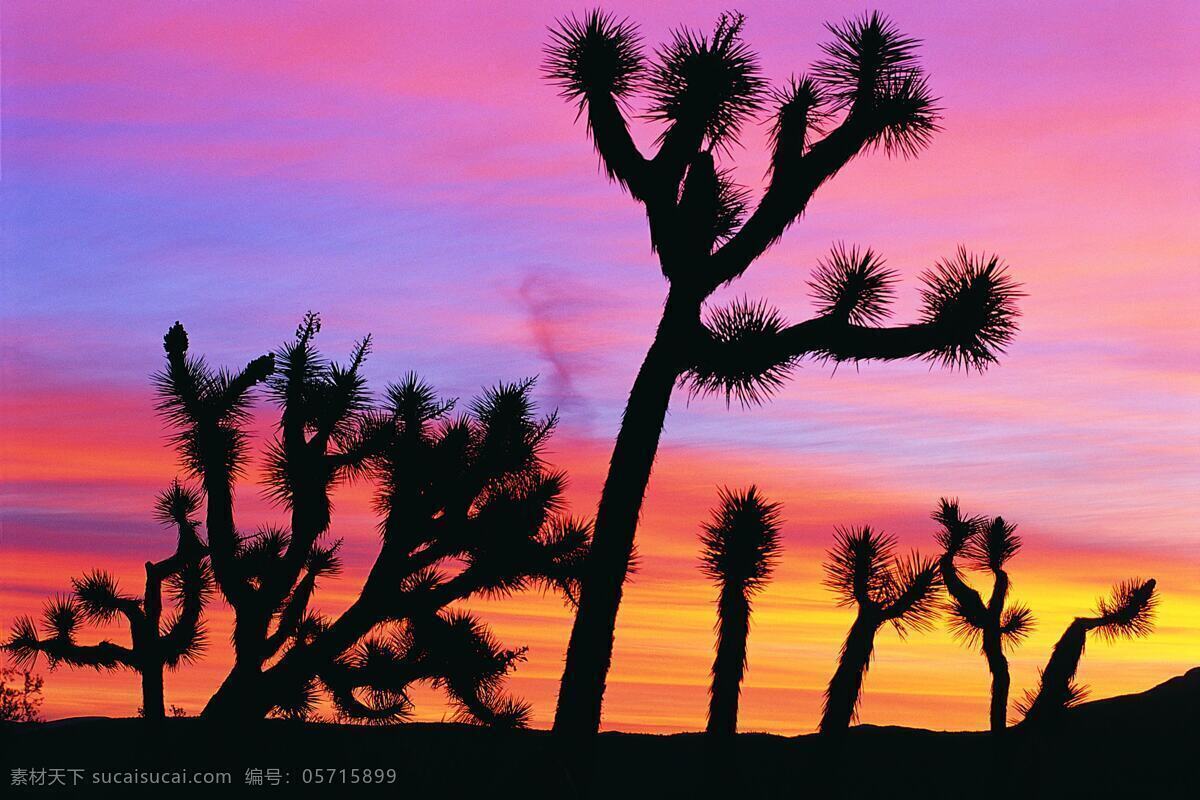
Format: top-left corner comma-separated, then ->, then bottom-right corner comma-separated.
3,431 -> 1197,732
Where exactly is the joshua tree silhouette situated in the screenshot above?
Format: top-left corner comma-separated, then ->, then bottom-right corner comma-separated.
934,500 -> 1034,732
156,316 -> 590,722
698,486 -> 782,735
820,526 -> 941,733
543,10 -> 1021,737
1018,578 -> 1157,727
4,481 -> 212,720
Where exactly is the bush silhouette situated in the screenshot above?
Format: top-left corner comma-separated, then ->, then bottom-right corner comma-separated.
0,668 -> 45,722
698,486 -> 782,735
543,9 -> 1021,737
4,481 -> 212,720
820,526 -> 941,733
934,500 -> 1034,732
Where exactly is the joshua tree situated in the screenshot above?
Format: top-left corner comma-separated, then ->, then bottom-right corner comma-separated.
544,10 -> 1021,736
698,486 -> 782,735
156,316 -> 590,722
3,481 -> 212,721
934,500 -> 1034,732
820,526 -> 941,733
1018,578 -> 1157,727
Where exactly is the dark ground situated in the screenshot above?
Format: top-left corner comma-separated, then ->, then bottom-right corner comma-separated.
3,668 -> 1196,798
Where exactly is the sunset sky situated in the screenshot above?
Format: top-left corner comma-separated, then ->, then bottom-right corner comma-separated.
2,1 -> 1197,733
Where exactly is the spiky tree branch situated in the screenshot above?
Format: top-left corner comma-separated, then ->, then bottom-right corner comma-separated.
1019,579 -> 1157,727
687,250 -> 1021,406
703,12 -> 939,290
544,11 -> 652,200
155,323 -> 272,608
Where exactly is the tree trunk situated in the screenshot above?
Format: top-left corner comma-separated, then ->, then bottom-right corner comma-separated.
1022,618 -> 1091,726
820,612 -> 879,733
201,599 -> 275,720
707,587 -> 750,736
139,562 -> 165,722
982,628 -> 1009,733
202,664 -> 271,720
141,662 -> 165,721
553,297 -> 695,738
203,588 -> 381,721
202,476 -> 241,597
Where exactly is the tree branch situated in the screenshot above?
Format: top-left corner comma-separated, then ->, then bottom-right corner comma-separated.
34,637 -> 137,670
701,113 -> 874,293
940,554 -> 988,627
988,569 -> 1010,618
586,92 -> 653,200
692,306 -> 1018,387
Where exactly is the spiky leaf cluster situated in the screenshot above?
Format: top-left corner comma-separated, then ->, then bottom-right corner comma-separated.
884,552 -> 943,636
325,613 -> 533,728
263,314 -> 375,510
2,618 -> 43,669
919,249 -> 1022,371
824,526 -> 895,608
868,69 -> 940,157
648,12 -> 766,150
270,677 -> 322,721
931,498 -> 983,556
544,10 -> 645,104
809,243 -> 898,324
824,526 -> 941,635
236,526 -> 290,586
945,597 -> 985,649
1094,579 -> 1158,641
769,75 -> 830,163
42,596 -> 80,641
999,603 -> 1035,648
154,322 -> 274,481
812,12 -> 921,106
71,571 -> 135,624
964,516 -> 1021,572
811,11 -> 940,157
154,479 -> 203,529
1014,676 -> 1090,722
699,486 -> 783,595
686,298 -> 796,407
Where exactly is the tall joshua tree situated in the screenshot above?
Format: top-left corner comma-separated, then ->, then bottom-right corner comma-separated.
544,10 -> 1021,736
934,500 -> 1034,732
4,481 -> 212,720
820,526 -> 941,733
699,486 -> 782,736
157,316 -> 590,722
1018,578 -> 1157,727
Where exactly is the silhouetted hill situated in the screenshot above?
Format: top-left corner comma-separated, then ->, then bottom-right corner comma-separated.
3,670 -> 1195,798
1067,665 -> 1199,727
